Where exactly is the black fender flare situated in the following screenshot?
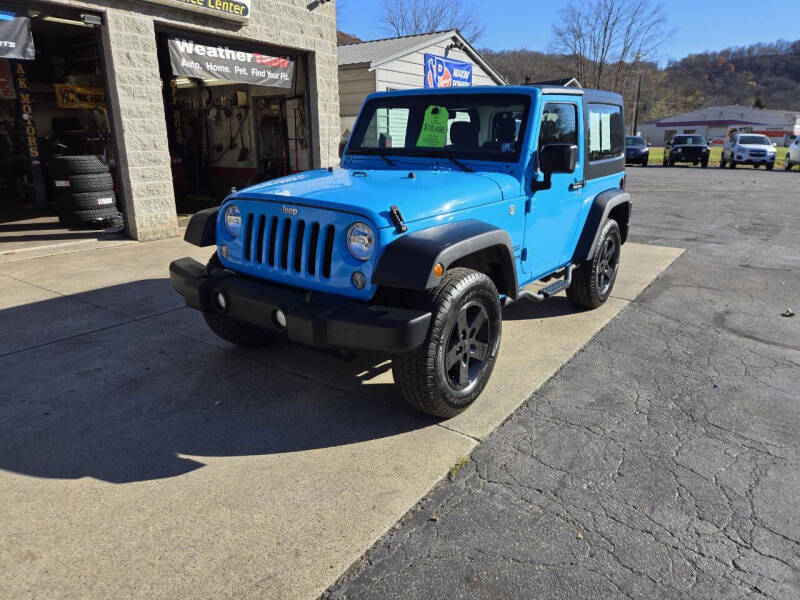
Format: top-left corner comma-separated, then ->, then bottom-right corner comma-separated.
572,189 -> 631,262
184,207 -> 218,247
372,219 -> 518,297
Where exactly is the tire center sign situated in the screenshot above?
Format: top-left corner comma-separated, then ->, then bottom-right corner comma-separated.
139,0 -> 251,22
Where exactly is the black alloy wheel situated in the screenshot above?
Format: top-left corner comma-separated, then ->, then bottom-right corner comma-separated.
595,234 -> 620,297
442,301 -> 492,391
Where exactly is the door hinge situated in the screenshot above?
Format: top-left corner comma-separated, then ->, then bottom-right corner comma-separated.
525,198 -> 532,213
521,248 -> 528,261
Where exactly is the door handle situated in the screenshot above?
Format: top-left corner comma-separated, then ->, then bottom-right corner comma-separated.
569,180 -> 585,191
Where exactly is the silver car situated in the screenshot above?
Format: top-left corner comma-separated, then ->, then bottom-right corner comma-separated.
721,133 -> 777,170
785,136 -> 800,171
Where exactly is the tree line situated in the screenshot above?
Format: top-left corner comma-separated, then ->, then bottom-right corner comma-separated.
337,0 -> 800,123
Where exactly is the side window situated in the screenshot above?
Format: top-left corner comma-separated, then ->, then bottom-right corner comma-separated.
539,103 -> 578,150
362,107 -> 410,148
587,103 -> 623,161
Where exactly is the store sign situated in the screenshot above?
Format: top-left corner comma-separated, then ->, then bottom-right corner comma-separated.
424,53 -> 472,88
0,9 -> 35,60
54,84 -> 106,108
168,37 -> 294,88
140,0 -> 250,22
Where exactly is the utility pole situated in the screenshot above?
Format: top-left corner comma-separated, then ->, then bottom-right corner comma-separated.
631,53 -> 644,135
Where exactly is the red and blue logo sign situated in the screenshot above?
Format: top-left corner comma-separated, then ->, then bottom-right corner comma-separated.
424,53 -> 473,88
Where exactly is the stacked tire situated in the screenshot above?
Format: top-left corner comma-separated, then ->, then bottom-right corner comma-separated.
48,155 -> 122,228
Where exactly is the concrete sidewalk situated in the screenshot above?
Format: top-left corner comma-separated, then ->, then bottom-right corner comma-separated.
0,238 -> 681,599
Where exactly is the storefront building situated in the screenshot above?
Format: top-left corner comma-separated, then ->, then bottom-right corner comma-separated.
0,0 -> 339,240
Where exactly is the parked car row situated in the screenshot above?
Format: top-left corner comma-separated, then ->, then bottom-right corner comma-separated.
625,133 -> 800,171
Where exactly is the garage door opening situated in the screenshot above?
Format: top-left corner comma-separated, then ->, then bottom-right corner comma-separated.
0,4 -> 124,256
155,30 -> 313,217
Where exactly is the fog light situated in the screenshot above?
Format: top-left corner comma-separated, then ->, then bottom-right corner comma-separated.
433,263 -> 444,278
220,244 -> 229,259
273,309 -> 287,330
213,290 -> 228,312
351,271 -> 367,289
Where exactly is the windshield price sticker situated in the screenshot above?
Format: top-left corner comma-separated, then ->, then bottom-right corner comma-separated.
416,105 -> 449,147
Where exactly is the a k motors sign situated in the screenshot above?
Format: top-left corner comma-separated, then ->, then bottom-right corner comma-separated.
140,0 -> 251,22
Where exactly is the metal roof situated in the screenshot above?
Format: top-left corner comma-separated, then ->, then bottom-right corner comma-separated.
338,31 -> 452,67
337,30 -> 506,85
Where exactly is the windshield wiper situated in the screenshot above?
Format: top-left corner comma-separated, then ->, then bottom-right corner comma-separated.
350,148 -> 395,166
442,156 -> 474,172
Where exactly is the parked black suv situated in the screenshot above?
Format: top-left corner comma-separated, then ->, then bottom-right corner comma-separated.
663,134 -> 710,168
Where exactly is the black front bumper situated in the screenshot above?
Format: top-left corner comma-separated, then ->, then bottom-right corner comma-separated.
169,258 -> 431,352
670,148 -> 709,163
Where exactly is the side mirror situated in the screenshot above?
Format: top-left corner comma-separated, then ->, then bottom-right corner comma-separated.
533,144 -> 578,192
647,142 -> 652,147
540,143 -> 577,174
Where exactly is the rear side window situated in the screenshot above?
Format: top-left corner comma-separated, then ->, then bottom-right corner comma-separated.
587,103 -> 623,161
539,103 -> 578,150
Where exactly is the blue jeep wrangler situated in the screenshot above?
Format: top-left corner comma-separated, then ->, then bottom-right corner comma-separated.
170,86 -> 631,418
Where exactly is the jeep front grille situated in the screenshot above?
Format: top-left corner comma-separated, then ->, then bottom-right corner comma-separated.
242,213 -> 336,279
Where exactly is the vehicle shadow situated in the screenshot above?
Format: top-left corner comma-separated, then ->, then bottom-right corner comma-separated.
502,294 -> 587,321
0,279 -> 433,484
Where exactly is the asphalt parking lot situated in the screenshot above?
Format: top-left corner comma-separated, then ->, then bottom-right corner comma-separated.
326,165 -> 800,599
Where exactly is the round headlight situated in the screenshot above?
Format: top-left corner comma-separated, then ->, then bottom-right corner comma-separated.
224,204 -> 242,237
347,222 -> 375,261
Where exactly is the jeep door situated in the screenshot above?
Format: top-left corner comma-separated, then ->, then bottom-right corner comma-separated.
523,97 -> 584,278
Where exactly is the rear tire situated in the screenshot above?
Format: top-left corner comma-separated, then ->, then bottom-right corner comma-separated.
701,160 -> 708,168
392,268 -> 502,418
202,253 -> 276,347
566,219 -> 621,309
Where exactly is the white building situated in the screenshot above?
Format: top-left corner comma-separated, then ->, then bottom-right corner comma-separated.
638,105 -> 800,146
337,30 -> 505,141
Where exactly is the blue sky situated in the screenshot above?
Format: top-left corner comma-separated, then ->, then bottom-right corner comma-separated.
337,1 -> 800,63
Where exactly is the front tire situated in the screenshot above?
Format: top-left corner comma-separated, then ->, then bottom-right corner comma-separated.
785,157 -> 792,171
392,268 -> 502,418
202,253 -> 275,347
566,219 -> 622,309
766,163 -> 774,171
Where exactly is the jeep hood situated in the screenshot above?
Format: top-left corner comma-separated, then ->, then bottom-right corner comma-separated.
233,168 -> 520,229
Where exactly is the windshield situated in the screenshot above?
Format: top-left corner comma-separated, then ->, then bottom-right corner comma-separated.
673,135 -> 705,145
626,136 -> 645,146
347,93 -> 531,163
739,135 -> 771,145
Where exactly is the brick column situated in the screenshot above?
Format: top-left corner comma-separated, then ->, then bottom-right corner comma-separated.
101,12 -> 178,241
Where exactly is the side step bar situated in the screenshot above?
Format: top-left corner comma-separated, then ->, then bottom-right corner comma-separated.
514,264 -> 576,303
